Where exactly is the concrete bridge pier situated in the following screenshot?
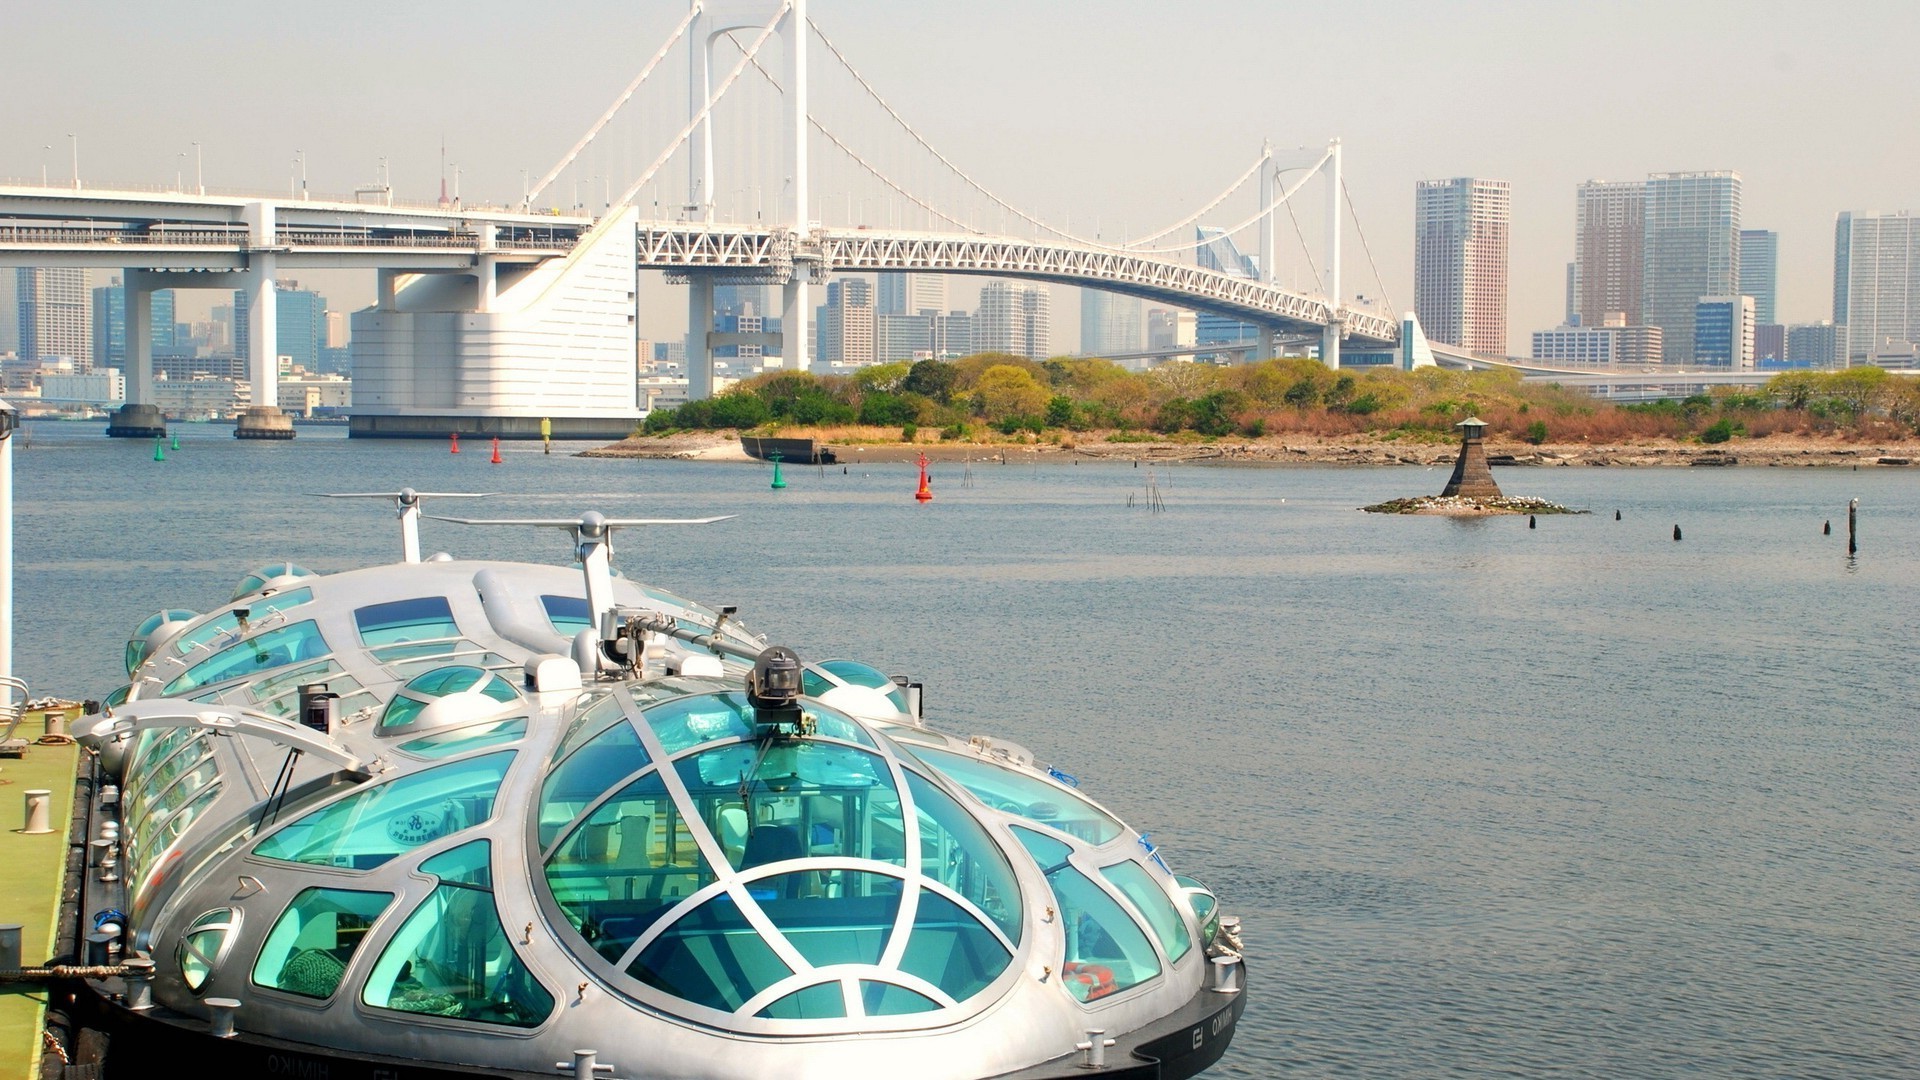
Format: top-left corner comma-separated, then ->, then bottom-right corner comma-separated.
234,202 -> 293,440
686,273 -> 716,401
104,270 -> 167,438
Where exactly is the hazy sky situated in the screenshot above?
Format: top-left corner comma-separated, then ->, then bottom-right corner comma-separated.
7,1 -> 1916,353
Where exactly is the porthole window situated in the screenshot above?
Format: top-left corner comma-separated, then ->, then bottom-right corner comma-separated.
176,908 -> 240,993
252,888 -> 391,999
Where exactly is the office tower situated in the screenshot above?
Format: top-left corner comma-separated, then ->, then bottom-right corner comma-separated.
1572,181 -> 1646,327
1414,177 -> 1510,355
1080,289 -> 1142,356
1147,308 -> 1197,351
91,278 -> 176,370
17,267 -> 92,367
1754,324 -> 1785,365
1643,172 -> 1741,364
876,273 -> 948,317
1194,227 -> 1259,350
1740,229 -> 1778,324
1832,211 -> 1918,365
875,313 -> 934,362
0,271 -> 16,355
233,280 -> 328,371
819,278 -> 874,364
1531,313 -> 1662,367
1693,295 -> 1756,368
714,284 -> 767,320
973,281 -> 1051,359
1787,322 -> 1845,368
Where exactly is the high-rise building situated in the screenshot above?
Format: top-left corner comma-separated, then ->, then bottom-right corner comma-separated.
1832,211 -> 1918,365
1080,289 -> 1142,357
818,278 -> 873,364
91,278 -> 175,370
1573,180 -> 1645,327
1786,322 -> 1845,368
1693,295 -> 1756,368
932,311 -> 973,358
0,271 -> 17,355
1643,172 -> 1741,365
1414,177 -> 1510,355
973,281 -> 1051,359
1194,228 -> 1259,351
876,273 -> 947,317
1531,314 -> 1662,367
1147,308 -> 1197,351
1754,323 -> 1786,365
233,280 -> 328,371
16,268 -> 92,367
1740,229 -> 1779,325
875,313 -> 934,362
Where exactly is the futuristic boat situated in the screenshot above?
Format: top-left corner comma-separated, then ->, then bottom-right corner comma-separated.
64,492 -> 1246,1078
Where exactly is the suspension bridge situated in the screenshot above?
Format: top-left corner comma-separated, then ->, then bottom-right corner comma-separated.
2,0 -> 1413,439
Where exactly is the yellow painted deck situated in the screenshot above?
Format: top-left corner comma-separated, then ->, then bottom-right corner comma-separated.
0,707 -> 82,1080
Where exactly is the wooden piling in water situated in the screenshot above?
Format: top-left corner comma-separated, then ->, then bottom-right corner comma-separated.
1848,498 -> 1858,555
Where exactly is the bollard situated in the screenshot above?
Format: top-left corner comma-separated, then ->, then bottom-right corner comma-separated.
123,958 -> 156,1010
0,924 -> 20,970
1077,1028 -> 1114,1069
85,931 -> 114,966
45,711 -> 67,738
1848,498 -> 1858,555
90,838 -> 113,867
1209,953 -> 1243,993
556,1049 -> 614,1077
22,789 -> 53,834
205,997 -> 241,1038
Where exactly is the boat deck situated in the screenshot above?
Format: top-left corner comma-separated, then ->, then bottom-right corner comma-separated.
0,707 -> 81,1079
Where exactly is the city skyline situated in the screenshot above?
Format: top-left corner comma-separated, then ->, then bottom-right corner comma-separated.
5,1 -> 1917,355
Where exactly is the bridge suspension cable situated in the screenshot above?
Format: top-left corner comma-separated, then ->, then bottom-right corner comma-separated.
1344,177 -> 1395,317
1120,148 -> 1332,256
1121,152 -> 1267,249
527,2 -> 703,207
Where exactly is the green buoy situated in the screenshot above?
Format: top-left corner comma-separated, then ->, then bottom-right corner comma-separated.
170,432 -> 179,450
769,450 -> 787,490
153,437 -> 166,462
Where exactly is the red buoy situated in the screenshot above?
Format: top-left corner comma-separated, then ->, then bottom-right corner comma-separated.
450,432 -> 461,454
490,436 -> 503,465
914,452 -> 933,502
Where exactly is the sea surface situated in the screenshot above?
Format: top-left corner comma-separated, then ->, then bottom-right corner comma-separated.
12,423 -> 1918,1078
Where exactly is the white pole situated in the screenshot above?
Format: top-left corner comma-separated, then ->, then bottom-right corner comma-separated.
0,400 -> 15,684
1321,138 -> 1343,370
194,142 -> 204,195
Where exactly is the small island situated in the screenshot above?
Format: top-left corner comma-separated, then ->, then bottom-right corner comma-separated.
1363,417 -> 1586,515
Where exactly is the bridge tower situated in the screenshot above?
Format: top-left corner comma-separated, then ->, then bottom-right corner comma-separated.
1250,139 -> 1343,367
685,0 -> 809,400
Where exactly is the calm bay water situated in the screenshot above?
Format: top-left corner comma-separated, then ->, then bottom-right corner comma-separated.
13,424 -> 1918,1077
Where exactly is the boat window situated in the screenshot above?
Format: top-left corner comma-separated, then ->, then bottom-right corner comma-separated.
538,720 -> 651,850
356,596 -> 461,647
551,692 -> 632,766
176,907 -> 240,993
252,888 -> 392,999
400,718 -> 529,760
755,982 -> 846,1020
127,608 -> 199,675
1101,860 -> 1192,964
895,887 -> 1012,1003
1173,875 -> 1221,947
372,641 -> 500,666
362,841 -> 555,1027
860,980 -> 941,1016
643,692 -> 754,755
232,563 -> 316,602
751,871 -> 903,967
379,666 -> 521,733
902,771 -> 1022,944
541,594 -> 594,637
168,589 -> 315,660
673,741 -> 904,873
252,751 -> 513,871
544,770 -> 713,963
628,891 -> 793,1013
1011,828 -> 1160,1003
911,748 -> 1124,845
803,659 -> 911,714
164,620 -> 331,695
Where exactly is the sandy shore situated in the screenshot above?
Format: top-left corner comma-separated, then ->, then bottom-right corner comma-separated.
580,432 -> 1920,468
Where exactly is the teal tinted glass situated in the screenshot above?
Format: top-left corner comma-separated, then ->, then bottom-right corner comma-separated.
167,589 -> 314,660
252,888 -> 391,999
644,692 -> 754,755
541,595 -> 593,636
127,608 -> 198,674
750,871 -> 902,968
675,741 -> 904,873
544,771 -> 712,962
253,751 -> 512,870
400,718 -> 529,759
165,619 -> 330,694
903,772 -> 1021,944
1101,860 -> 1192,964
914,748 -> 1124,845
539,721 -> 651,850
1011,827 -> 1160,1002
861,980 -> 940,1015
233,563 -> 314,601
362,841 -> 555,1027
756,982 -> 845,1020
355,596 -> 460,646
895,888 -> 1012,1002
629,892 -> 792,1012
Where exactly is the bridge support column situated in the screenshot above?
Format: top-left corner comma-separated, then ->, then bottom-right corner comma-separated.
1261,327 -> 1282,362
1321,323 -> 1342,370
476,224 -> 498,313
782,278 -> 809,373
377,269 -> 400,310
235,203 -> 293,439
105,270 -> 166,438
687,274 -> 715,400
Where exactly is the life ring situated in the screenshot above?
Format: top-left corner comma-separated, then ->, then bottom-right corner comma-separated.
1062,961 -> 1116,1000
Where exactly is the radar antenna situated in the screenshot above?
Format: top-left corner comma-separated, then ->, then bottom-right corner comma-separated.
309,489 -> 494,563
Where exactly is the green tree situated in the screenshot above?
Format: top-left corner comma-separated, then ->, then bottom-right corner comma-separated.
903,359 -> 958,404
975,364 -> 1052,421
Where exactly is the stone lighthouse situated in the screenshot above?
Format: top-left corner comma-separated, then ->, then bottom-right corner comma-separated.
1440,417 -> 1502,498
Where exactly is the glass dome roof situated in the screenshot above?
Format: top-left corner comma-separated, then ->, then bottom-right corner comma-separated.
231,563 -> 316,602
379,665 -> 522,735
536,690 -> 1024,1029
126,609 -> 199,675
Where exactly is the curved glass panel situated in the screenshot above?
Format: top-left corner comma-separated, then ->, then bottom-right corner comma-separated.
756,982 -> 846,1020
252,888 -> 391,999
356,596 -> 461,647
895,888 -> 1012,1002
913,748 -> 1124,845
861,980 -> 940,1015
903,771 -> 1022,944
127,609 -> 198,675
805,659 -> 911,714
629,892 -> 792,1013
363,841 -> 555,1027
380,666 -> 521,733
1012,828 -> 1160,1002
400,718 -> 529,760
541,595 -> 593,637
538,721 -> 651,850
176,907 -> 239,993
166,589 -> 314,661
1174,874 -> 1220,946
253,751 -> 512,870
674,741 -> 904,873
233,563 -> 315,602
551,692 -> 631,766
644,692 -> 754,756
164,619 -> 331,695
1101,860 -> 1192,964
750,871 -> 902,967
545,771 -> 712,962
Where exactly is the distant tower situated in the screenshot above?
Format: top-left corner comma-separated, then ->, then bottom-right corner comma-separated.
1643,171 -> 1741,365
1414,178 -> 1510,356
1573,180 -> 1645,327
16,267 -> 92,368
1080,289 -> 1142,357
1739,229 -> 1779,324
973,281 -> 1051,359
1194,227 -> 1259,353
1832,210 -> 1918,366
